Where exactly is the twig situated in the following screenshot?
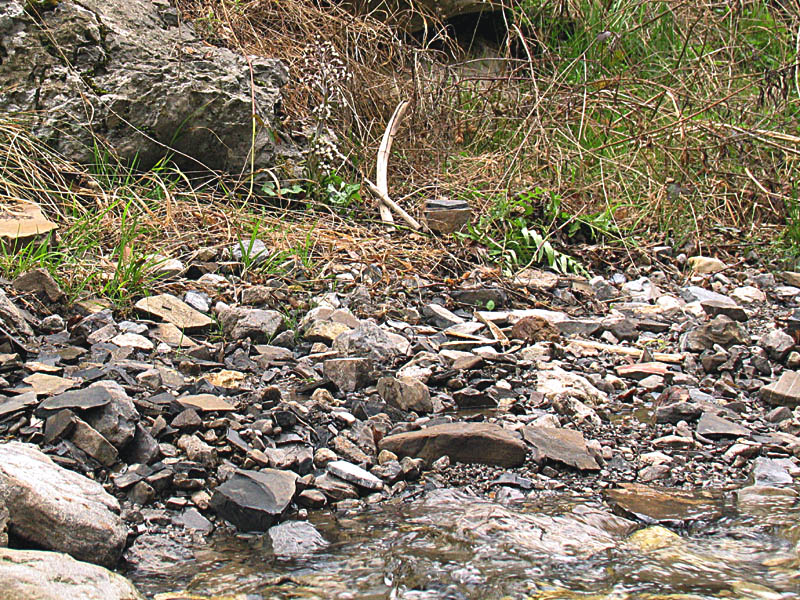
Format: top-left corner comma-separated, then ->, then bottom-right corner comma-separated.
365,179 -> 420,230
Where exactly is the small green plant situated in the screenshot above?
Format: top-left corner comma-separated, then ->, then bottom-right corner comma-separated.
320,173 -> 361,211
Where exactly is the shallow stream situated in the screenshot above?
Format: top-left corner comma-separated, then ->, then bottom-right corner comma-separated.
128,485 -> 800,600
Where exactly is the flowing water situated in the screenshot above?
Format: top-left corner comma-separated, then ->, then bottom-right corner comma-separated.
128,485 -> 800,600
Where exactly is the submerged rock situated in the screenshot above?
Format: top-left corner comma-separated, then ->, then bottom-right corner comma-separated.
267,520 -> 328,558
605,483 -> 723,526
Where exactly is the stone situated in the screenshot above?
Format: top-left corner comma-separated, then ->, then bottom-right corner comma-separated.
377,376 -> 432,413
135,294 -> 212,331
0,548 -> 144,600
452,386 -> 498,409
700,299 -> 748,322
149,322 -> 198,348
510,315 -> 561,343
110,333 -> 154,351
23,373 -> 77,396
12,268 -> 65,303
759,329 -> 795,362
304,320 -> 352,344
70,418 -> 119,466
424,198 -> 471,234
605,483 -> 722,526
314,473 -> 359,501
522,426 -> 601,471
218,306 -> 284,342
655,401 -> 702,424
379,422 -> 526,467
176,393 -> 235,412
696,411 -> 751,439
327,460 -> 383,491
0,201 -> 58,249
297,489 -> 327,508
681,286 -> 736,305
0,0 -> 289,175
730,285 -> 766,304
81,381 -> 139,450
760,371 -> 800,407
423,303 -> 465,327
177,434 -> 217,467
268,520 -> 328,557
210,468 -> 297,532
128,481 -> 155,506
615,362 -> 670,381
173,508 -> 213,534
537,366 -> 607,406
333,321 -> 401,361
687,256 -> 726,274
0,392 -> 38,419
751,457 -> 794,486
450,287 -> 507,308
683,315 -> 749,351
323,357 -> 373,392
0,287 -> 34,337
121,424 -> 160,465
780,271 -> 800,287
0,442 -> 127,566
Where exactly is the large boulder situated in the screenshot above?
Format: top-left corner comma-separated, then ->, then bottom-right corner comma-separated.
0,442 -> 128,567
0,0 -> 290,174
0,548 -> 144,600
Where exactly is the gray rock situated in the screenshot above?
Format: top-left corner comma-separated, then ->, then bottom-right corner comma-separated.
70,418 -> 119,466
681,286 -> 736,305
210,468 -> 297,532
700,299 -> 748,322
452,386 -> 498,409
173,508 -> 213,534
682,315 -> 749,351
268,520 -> 328,558
759,329 -> 796,362
0,287 -> 33,337
752,457 -> 794,486
231,239 -> 270,265
12,268 -> 65,303
82,381 -> 139,450
377,376 -> 433,413
379,422 -> 527,467
0,548 -> 144,600
522,426 -> 600,471
323,357 -> 374,392
0,0 -> 290,175
696,411 -> 751,439
0,497 -> 7,546
0,442 -> 127,567
313,473 -> 359,501
327,460 -> 383,491
37,384 -> 112,415
422,303 -> 465,327
655,401 -> 702,424
333,321 -> 400,361
219,307 -> 284,342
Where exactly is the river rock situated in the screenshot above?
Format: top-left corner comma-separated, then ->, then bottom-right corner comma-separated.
379,422 -> 527,467
377,376 -> 433,413
268,520 -> 328,558
0,548 -> 144,600
210,468 -> 297,531
696,411 -> 751,439
522,426 -> 600,471
0,0 -> 289,175
605,483 -> 722,526
0,442 -> 127,566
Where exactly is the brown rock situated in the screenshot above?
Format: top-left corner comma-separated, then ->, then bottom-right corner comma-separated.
379,422 -> 526,467
135,294 -> 212,331
760,371 -> 800,408
511,316 -> 561,343
522,426 -> 600,471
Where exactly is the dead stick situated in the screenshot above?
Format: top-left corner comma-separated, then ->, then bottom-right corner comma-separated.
376,100 -> 410,224
365,179 -> 420,230
568,339 -> 684,364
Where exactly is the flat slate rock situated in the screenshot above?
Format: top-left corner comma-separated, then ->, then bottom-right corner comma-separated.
604,483 -> 723,526
326,460 -> 383,491
37,385 -> 113,415
522,426 -> 600,471
22,373 -> 77,396
615,362 -> 670,381
210,468 -> 297,532
760,371 -> 800,407
135,294 -> 212,331
176,393 -> 234,412
0,442 -> 127,567
378,422 -> 527,467
696,411 -> 751,439
0,391 -> 38,418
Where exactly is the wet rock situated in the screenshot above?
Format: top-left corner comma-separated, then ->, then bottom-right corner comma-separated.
327,460 -> 383,491
267,520 -> 328,558
297,489 -> 327,508
760,371 -> 800,407
135,294 -> 212,331
683,315 -> 749,351
379,422 -> 527,467
759,329 -> 795,362
173,508 -> 213,534
510,316 -> 561,343
696,411 -> 751,439
523,426 -> 601,471
333,321 -> 402,361
323,357 -> 373,392
12,268 -> 65,303
210,468 -> 297,531
377,376 -> 433,413
605,483 -> 722,526
736,485 -> 798,514
0,548 -> 144,600
0,442 -> 127,566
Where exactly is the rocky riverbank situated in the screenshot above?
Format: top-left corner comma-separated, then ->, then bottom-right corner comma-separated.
0,247 -> 799,598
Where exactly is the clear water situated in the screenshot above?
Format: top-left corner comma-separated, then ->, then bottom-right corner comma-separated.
128,485 -> 800,600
